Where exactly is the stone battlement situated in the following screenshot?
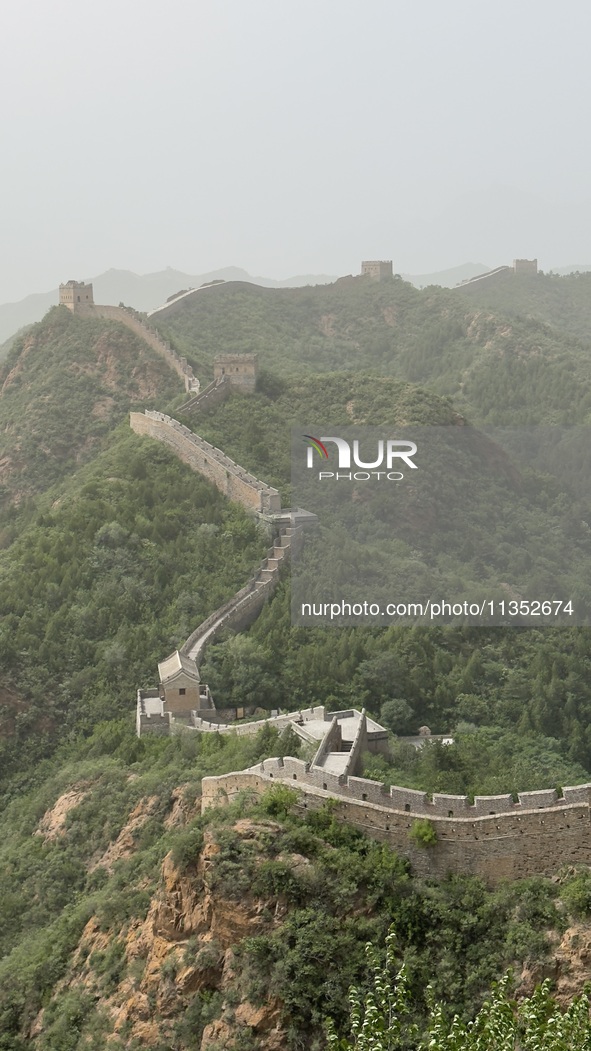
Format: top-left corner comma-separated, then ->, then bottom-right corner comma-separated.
206,755 -> 591,818
130,410 -> 281,514
202,766 -> 591,884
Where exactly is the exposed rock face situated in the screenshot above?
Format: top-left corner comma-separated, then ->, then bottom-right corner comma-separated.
90,795 -> 161,872
34,816 -> 290,1050
34,786 -> 90,841
516,921 -> 591,1005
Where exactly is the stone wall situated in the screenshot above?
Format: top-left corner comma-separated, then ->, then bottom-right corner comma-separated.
185,574 -> 277,665
190,706 -> 326,736
129,411 -> 281,514
456,266 -> 512,288
136,710 -> 172,737
345,711 -> 369,777
182,531 -> 297,667
201,770 -> 591,884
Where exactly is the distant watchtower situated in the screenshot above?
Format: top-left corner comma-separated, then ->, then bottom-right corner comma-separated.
513,259 -> 538,274
214,354 -> 257,392
361,260 -> 393,281
59,280 -> 94,313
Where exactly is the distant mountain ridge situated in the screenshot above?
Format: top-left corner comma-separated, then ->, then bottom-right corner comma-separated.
3,260 -> 591,349
0,267 -> 337,347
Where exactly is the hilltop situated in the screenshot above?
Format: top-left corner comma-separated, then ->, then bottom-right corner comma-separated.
151,275 -> 591,425
0,307 -> 181,510
455,267 -> 591,342
0,267 -> 338,348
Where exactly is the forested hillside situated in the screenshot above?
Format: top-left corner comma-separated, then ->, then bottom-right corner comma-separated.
3,275 -> 591,1049
153,276 -> 591,424
455,268 -> 591,341
0,307 -> 180,510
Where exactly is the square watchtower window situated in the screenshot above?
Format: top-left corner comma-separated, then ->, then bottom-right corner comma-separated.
179,688 -> 186,696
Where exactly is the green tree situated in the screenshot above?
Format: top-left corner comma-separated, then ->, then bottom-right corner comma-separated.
325,928 -> 591,1050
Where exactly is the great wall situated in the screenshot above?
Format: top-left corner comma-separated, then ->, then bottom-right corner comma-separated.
57,277 -> 591,886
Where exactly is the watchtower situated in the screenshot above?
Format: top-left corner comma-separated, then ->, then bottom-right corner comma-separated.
158,651 -> 201,715
214,354 -> 257,392
59,280 -> 94,312
513,259 -> 538,274
361,261 -> 393,281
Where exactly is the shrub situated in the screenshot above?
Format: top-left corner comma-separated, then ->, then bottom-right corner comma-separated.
409,819 -> 437,848
170,826 -> 204,868
561,868 -> 591,917
259,785 -> 299,818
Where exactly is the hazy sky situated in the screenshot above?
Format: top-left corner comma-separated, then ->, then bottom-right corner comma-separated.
1,0 -> 591,301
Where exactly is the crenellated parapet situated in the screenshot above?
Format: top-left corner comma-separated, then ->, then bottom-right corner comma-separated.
202,765 -> 591,884
129,410 -> 281,514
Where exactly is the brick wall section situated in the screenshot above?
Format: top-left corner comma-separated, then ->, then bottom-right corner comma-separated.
129,411 -> 281,514
136,711 -> 172,736
185,574 -> 278,665
181,530 -> 297,668
92,305 -> 199,392
234,760 -> 584,823
456,266 -> 511,289
201,771 -> 591,884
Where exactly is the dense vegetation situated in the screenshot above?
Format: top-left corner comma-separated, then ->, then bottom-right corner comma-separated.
3,274 -> 591,1047
456,268 -> 591,343
1,755 -> 590,1050
0,429 -> 265,791
0,306 -> 180,509
326,928 -> 591,1050
154,275 -> 591,425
